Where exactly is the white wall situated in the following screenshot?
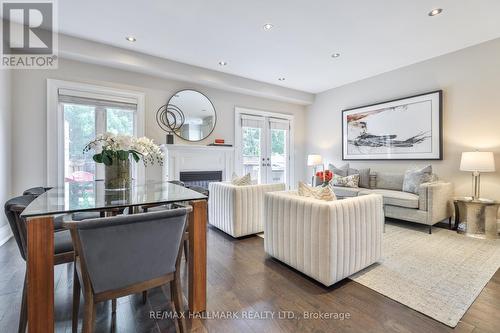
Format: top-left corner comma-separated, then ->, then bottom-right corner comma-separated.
0,69 -> 13,245
11,58 -> 308,195
307,38 -> 500,203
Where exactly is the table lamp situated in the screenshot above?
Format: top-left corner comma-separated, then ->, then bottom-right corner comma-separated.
307,154 -> 323,185
460,151 -> 495,201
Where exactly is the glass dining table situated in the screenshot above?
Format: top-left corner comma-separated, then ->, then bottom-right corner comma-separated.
21,180 -> 208,333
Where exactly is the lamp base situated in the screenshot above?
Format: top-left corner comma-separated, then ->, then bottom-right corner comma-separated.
471,171 -> 481,201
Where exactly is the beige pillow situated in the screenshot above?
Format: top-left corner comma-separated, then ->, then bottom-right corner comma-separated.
330,174 -> 360,188
231,172 -> 252,186
298,182 -> 337,201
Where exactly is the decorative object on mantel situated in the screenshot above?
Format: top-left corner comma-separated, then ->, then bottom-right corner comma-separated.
162,89 -> 217,142
460,151 -> 495,201
342,90 -> 442,160
156,103 -> 185,144
84,133 -> 164,190
207,138 -> 233,147
307,154 -> 323,186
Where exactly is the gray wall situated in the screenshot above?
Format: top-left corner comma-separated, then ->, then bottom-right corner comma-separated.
307,38 -> 500,203
11,58 -> 307,195
0,69 -> 12,244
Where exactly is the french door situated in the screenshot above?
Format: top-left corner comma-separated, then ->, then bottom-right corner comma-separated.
237,113 -> 292,186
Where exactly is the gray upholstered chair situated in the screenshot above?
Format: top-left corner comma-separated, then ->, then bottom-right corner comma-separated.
64,207 -> 190,333
22,186 -> 52,196
4,195 -> 74,333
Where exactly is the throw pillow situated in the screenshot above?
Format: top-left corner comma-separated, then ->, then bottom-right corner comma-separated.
348,167 -> 371,188
231,172 -> 252,186
298,182 -> 337,201
328,163 -> 349,177
402,165 -> 433,194
330,174 -> 360,188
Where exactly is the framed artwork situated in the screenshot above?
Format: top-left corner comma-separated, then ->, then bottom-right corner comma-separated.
342,90 -> 442,160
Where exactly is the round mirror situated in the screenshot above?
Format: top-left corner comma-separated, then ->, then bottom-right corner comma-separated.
166,90 -> 217,142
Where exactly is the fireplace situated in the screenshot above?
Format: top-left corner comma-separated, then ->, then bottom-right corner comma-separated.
179,171 -> 223,190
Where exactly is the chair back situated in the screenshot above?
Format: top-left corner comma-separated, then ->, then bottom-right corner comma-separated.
22,187 -> 51,197
65,208 -> 189,294
4,195 -> 37,260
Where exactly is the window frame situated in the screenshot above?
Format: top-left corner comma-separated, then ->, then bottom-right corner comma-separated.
47,79 -> 145,187
234,107 -> 295,188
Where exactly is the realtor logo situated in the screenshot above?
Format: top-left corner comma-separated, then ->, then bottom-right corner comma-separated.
1,0 -> 58,68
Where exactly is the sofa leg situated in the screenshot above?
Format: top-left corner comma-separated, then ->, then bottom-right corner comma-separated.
428,225 -> 432,234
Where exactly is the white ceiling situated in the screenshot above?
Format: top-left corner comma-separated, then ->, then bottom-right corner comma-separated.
57,0 -> 500,93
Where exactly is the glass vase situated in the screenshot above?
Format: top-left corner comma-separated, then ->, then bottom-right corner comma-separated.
105,159 -> 131,190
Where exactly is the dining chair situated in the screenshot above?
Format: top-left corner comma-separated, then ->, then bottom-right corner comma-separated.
4,194 -> 74,333
64,207 -> 190,333
22,186 -> 52,196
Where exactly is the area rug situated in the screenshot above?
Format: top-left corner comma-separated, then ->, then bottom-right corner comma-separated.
350,223 -> 500,327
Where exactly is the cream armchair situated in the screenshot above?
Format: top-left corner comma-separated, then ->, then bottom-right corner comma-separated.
264,192 -> 384,286
208,182 -> 285,237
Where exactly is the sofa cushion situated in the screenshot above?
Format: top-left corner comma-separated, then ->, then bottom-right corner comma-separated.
328,163 -> 349,177
231,172 -> 252,186
348,167 -> 370,188
359,189 -> 419,209
298,182 -> 336,201
402,165 -> 433,194
375,172 -> 404,191
330,174 -> 360,188
330,186 -> 363,197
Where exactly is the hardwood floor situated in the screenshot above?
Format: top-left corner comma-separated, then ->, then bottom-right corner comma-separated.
0,224 -> 499,332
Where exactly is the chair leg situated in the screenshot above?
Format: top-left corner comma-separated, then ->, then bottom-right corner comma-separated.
72,268 -> 81,333
429,225 -> 432,234
18,271 -> 28,333
448,217 -> 452,230
82,293 -> 96,333
142,290 -> 148,305
170,274 -> 186,333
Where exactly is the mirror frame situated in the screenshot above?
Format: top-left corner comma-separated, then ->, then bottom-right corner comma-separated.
166,89 -> 217,142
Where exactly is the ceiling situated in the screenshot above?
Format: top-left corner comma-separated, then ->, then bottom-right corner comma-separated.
56,0 -> 500,93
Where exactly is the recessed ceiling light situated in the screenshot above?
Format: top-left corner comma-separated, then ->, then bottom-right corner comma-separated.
263,23 -> 274,30
278,77 -> 285,81
331,53 -> 341,58
125,36 -> 136,42
428,8 -> 443,16
218,61 -> 227,66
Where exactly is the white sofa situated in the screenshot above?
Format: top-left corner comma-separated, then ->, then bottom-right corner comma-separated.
329,172 -> 453,234
264,192 -> 384,286
208,182 -> 285,237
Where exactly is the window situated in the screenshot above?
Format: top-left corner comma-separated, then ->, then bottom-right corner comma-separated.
47,80 -> 145,187
59,94 -> 138,183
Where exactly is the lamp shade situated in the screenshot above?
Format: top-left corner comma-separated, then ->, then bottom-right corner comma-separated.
460,152 -> 495,172
307,154 -> 323,166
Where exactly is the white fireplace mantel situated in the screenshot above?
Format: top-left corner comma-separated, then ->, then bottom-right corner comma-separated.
161,144 -> 235,182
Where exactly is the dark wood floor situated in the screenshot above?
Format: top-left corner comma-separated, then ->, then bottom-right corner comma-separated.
1,224 -> 499,333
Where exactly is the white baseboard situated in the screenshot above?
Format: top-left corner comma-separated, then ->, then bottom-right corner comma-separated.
0,223 -> 13,247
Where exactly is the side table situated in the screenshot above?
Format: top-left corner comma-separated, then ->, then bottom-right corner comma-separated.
453,197 -> 500,239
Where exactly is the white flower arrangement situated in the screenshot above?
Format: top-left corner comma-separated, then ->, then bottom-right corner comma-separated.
84,133 -> 164,166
